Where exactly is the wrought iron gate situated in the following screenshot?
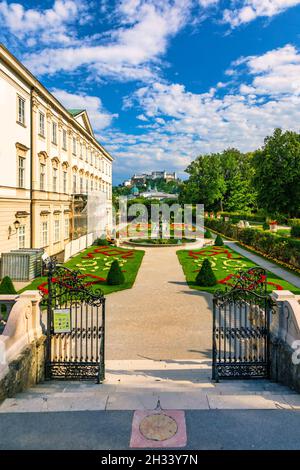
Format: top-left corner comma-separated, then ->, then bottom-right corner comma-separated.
41,258 -> 106,382
212,267 -> 272,381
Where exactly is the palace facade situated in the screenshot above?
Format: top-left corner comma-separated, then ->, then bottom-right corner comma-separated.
0,44 -> 113,258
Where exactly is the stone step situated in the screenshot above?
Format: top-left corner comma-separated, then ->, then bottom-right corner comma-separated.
0,359 -> 296,413
1,390 -> 300,413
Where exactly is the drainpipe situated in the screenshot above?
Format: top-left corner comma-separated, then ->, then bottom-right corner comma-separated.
30,87 -> 34,248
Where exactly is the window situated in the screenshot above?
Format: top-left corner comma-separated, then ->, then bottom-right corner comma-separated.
80,143 -> 83,159
54,220 -> 60,243
18,225 -> 25,249
41,221 -> 48,246
62,129 -> 67,150
40,163 -> 45,190
64,218 -> 69,239
63,171 -> 67,193
18,157 -> 25,188
90,179 -> 93,191
72,137 -> 77,155
39,112 -> 45,136
86,179 -> 89,194
85,146 -> 88,162
17,96 -> 25,125
80,177 -> 83,193
52,167 -> 58,192
52,122 -> 57,144
73,174 -> 77,193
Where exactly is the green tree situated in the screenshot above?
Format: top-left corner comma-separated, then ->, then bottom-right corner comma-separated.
179,149 -> 256,212
180,153 -> 226,209
252,128 -> 300,217
220,149 -> 256,212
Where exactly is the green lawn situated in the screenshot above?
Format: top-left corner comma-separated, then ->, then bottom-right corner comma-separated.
177,245 -> 300,295
19,245 -> 145,296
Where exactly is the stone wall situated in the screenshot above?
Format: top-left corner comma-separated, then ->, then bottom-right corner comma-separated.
0,290 -> 45,403
0,335 -> 46,402
270,291 -> 300,392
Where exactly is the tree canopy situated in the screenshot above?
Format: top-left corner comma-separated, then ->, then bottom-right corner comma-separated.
179,128 -> 300,217
252,128 -> 300,217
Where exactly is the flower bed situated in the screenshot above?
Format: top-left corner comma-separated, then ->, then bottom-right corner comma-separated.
177,245 -> 300,294
128,237 -> 196,246
20,245 -> 145,296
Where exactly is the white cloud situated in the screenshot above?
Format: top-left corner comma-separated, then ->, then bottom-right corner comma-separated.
238,44 -> 300,96
52,89 -> 118,131
107,43 -> 300,180
223,0 -> 300,27
198,0 -> 219,6
0,0 -> 87,46
23,0 -> 192,82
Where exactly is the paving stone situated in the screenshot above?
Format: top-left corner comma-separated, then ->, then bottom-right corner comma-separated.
106,392 -> 159,410
281,395 -> 300,409
207,394 -> 291,410
158,392 -> 209,410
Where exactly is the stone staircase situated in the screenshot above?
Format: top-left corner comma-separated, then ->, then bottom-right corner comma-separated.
1,359 -> 300,413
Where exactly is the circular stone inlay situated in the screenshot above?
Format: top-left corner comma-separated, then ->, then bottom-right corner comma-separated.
139,413 -> 178,441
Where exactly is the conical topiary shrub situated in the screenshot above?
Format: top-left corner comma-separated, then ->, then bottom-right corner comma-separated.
214,234 -> 224,246
0,276 -> 16,294
106,260 -> 125,286
204,229 -> 212,239
195,259 -> 217,287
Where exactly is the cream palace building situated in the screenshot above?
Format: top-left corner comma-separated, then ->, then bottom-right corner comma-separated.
0,44 -> 113,258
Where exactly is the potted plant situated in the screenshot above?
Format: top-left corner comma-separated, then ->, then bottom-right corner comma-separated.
269,220 -> 278,232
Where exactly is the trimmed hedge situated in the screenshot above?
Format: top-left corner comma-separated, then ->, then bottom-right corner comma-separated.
220,211 -> 266,223
262,222 -> 269,231
204,229 -> 212,239
196,259 -> 217,287
93,238 -> 110,246
205,218 -> 300,271
214,234 -> 224,246
288,219 -> 300,227
0,276 -> 16,294
291,225 -> 300,238
106,260 -> 125,285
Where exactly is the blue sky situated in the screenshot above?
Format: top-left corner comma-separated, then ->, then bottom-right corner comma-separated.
1,1 -> 300,184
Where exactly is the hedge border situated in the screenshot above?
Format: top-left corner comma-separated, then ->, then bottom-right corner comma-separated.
206,225 -> 300,278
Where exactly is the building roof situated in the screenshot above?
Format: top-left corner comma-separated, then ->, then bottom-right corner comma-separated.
0,43 -> 113,161
131,186 -> 139,195
68,109 -> 85,116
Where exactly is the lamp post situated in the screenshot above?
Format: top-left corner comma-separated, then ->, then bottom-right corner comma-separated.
8,219 -> 21,239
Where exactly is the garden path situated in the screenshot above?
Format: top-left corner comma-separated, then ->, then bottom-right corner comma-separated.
106,244 -> 212,360
224,241 -> 300,289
